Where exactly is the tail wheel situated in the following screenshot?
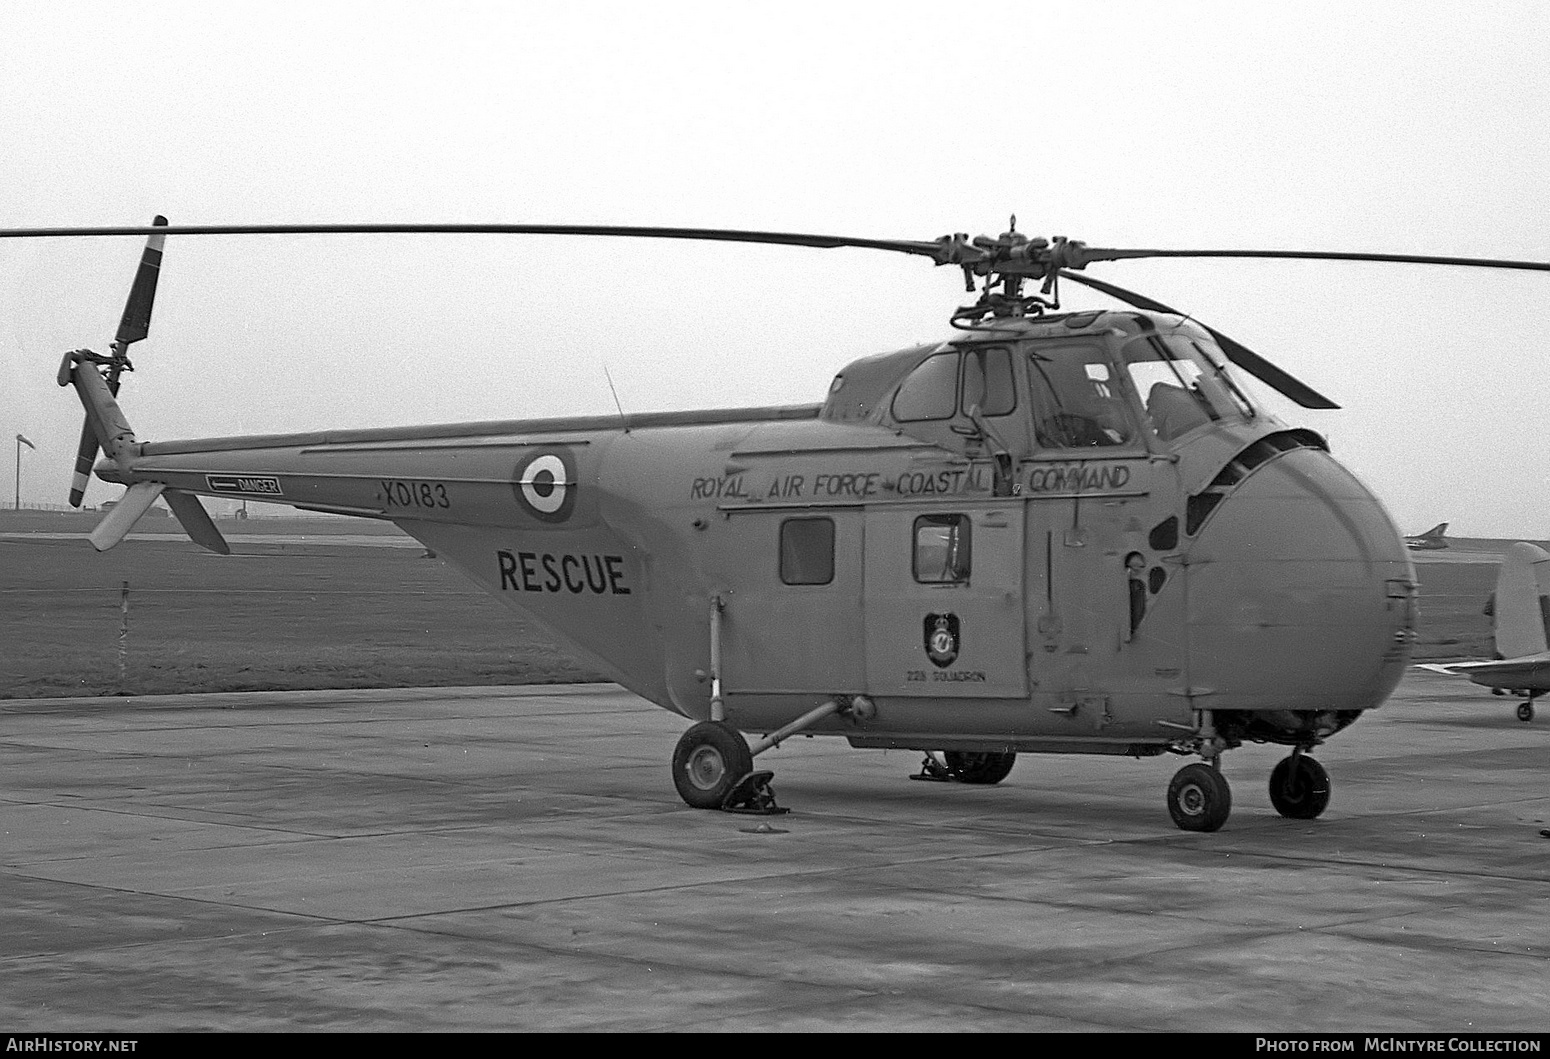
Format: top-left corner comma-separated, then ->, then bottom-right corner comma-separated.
1269,754 -> 1332,819
1167,763 -> 1232,832
1517,702 -> 1535,722
671,721 -> 754,809
943,750 -> 1017,785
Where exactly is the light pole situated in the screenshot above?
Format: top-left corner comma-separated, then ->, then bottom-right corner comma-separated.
15,434 -> 35,510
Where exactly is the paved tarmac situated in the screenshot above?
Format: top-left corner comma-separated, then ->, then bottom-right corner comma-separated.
0,531 -> 421,549
1408,551 -> 1505,565
1,673 -> 1546,1033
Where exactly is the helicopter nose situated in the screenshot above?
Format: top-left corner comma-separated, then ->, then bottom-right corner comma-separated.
1184,444 -> 1415,712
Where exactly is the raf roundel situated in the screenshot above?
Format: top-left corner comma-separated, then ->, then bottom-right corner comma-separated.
512,450 -> 577,522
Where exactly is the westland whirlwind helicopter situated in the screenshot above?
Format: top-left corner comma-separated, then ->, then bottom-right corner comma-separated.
10,218 -> 1550,832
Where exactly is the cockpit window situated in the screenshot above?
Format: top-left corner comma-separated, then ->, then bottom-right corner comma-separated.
892,352 -> 959,422
1123,334 -> 1255,442
1025,345 -> 1135,449
961,347 -> 1016,417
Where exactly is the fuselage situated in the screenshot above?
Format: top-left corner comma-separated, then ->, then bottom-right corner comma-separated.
104,310 -> 1417,753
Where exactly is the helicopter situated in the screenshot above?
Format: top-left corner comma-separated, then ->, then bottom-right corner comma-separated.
10,217 -> 1550,832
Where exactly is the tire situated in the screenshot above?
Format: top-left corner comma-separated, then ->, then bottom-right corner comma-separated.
944,750 -> 1017,785
1268,755 -> 1331,820
1518,702 -> 1535,723
672,721 -> 754,809
1167,763 -> 1232,832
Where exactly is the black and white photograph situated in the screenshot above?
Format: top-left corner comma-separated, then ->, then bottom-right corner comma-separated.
2,0 -> 1547,1037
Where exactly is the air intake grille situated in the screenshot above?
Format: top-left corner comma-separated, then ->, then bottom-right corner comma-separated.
1186,430 -> 1326,536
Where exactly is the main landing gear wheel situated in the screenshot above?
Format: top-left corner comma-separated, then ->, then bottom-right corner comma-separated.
672,721 -> 753,809
1518,702 -> 1536,722
1268,754 -> 1331,820
1167,763 -> 1232,832
944,751 -> 1017,785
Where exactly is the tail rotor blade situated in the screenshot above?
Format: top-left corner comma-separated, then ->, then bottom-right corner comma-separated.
68,419 -> 98,507
1058,270 -> 1340,410
113,215 -> 167,350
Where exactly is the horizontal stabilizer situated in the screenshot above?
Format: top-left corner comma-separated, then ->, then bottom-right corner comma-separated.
164,488 -> 231,555
88,481 -> 165,552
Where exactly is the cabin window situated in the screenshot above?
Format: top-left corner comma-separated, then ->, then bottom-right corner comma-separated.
1124,335 -> 1255,442
892,353 -> 960,422
961,346 -> 1016,417
913,514 -> 972,584
780,517 -> 835,585
1026,345 -> 1135,448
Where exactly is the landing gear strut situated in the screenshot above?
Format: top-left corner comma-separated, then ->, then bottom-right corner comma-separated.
670,696 -> 875,815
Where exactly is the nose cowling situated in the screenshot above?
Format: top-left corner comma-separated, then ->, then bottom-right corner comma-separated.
1184,446 -> 1415,716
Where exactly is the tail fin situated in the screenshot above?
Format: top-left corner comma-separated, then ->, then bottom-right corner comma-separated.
1419,522 -> 1448,539
1492,542 -> 1550,658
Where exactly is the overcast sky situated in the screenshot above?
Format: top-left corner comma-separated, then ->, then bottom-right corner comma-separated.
3,0 -> 1549,535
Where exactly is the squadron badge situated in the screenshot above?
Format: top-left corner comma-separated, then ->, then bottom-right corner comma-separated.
924,612 -> 960,669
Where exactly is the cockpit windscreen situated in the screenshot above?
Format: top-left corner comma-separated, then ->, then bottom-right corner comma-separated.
1123,334 -> 1256,442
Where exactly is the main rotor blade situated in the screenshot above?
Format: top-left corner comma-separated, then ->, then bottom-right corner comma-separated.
1058,270 -> 1341,410
12,225 -> 1550,275
0,222 -> 948,259
114,216 -> 168,347
1078,247 -> 1550,273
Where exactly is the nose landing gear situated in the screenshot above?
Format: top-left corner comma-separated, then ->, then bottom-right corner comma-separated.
1164,711 -> 1336,831
1166,761 -> 1232,832
1269,749 -> 1331,819
1165,709 -> 1234,832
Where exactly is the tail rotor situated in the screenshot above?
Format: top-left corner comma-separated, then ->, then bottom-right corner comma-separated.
68,215 -> 167,506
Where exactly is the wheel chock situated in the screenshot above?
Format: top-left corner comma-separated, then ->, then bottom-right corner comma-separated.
721,770 -> 788,815
908,754 -> 953,782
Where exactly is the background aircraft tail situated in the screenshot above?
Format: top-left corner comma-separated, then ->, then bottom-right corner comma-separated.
1492,542 -> 1550,658
1416,522 -> 1448,540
